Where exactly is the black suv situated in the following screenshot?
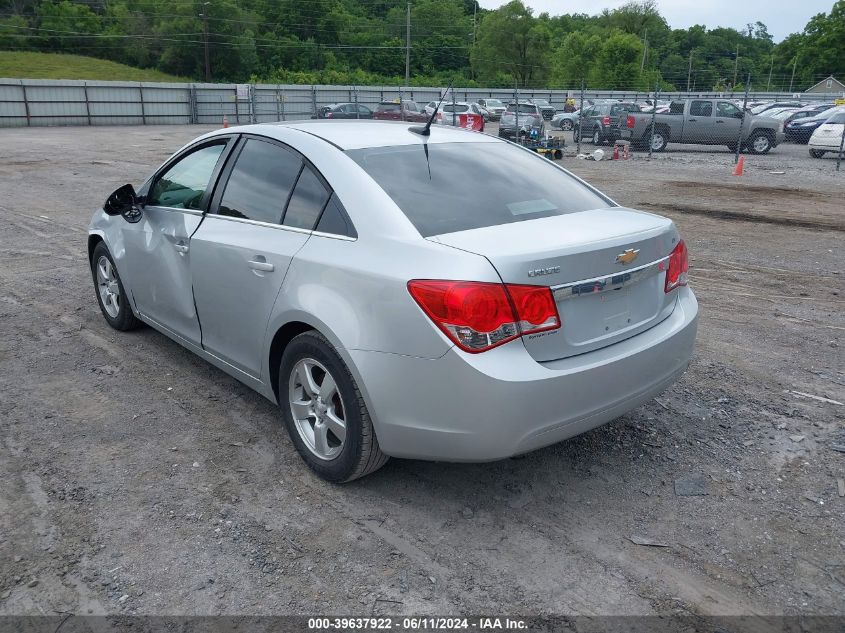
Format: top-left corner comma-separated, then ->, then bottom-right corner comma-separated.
528,98 -> 556,120
577,101 -> 640,145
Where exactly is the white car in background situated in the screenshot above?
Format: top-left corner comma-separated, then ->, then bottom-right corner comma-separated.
808,110 -> 845,158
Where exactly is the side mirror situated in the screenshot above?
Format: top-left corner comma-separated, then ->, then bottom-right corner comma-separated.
104,184 -> 143,223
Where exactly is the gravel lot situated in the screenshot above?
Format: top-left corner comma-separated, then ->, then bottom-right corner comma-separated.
0,124 -> 843,619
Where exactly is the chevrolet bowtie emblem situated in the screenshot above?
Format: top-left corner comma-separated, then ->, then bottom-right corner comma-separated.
615,248 -> 640,265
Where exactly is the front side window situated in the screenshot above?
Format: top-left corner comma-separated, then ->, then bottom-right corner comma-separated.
717,101 -> 741,117
283,165 -> 331,230
377,103 -> 400,112
149,143 -> 226,210
349,142 -> 609,237
217,139 -> 302,224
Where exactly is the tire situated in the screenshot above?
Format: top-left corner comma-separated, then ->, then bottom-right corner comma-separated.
746,131 -> 773,155
646,127 -> 668,152
561,119 -> 573,131
91,241 -> 141,331
592,128 -> 603,145
809,149 -> 826,158
279,330 -> 388,482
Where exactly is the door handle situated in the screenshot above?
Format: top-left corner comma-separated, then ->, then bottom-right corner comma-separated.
716,120 -> 725,123
174,242 -> 189,253
688,118 -> 697,122
248,259 -> 274,272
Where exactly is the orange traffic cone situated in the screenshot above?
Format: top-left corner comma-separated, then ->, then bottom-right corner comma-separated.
732,154 -> 745,176
612,143 -> 620,160
222,115 -> 229,129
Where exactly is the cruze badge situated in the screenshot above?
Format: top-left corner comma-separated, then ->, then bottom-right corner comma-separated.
615,248 -> 640,265
528,266 -> 560,278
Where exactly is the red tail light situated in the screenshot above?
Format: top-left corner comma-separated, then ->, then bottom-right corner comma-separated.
408,280 -> 561,353
602,116 -> 610,125
627,115 -> 635,129
325,111 -> 333,118
664,240 -> 689,293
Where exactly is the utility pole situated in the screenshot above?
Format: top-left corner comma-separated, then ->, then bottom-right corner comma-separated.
640,29 -> 648,72
686,50 -> 692,92
405,2 -> 411,85
766,54 -> 774,92
732,43 -> 739,89
789,51 -> 799,92
200,1 -> 211,82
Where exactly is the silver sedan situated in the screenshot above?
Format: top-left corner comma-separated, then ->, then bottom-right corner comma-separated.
89,120 -> 698,482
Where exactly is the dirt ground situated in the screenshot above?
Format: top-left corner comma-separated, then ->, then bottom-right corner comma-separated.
0,124 -> 843,620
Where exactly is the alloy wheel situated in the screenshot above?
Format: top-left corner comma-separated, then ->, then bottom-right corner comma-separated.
752,135 -> 770,153
96,255 -> 120,318
288,358 -> 347,461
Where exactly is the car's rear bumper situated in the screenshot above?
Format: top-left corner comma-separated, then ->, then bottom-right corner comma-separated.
351,287 -> 698,461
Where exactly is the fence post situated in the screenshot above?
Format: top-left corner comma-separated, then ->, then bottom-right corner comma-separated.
250,84 -> 257,123
234,86 -> 240,123
837,123 -> 844,172
280,86 -> 286,121
577,79 -> 584,155
21,81 -> 31,127
311,85 -> 317,117
734,74 -> 751,165
353,85 -> 359,119
139,83 -> 146,125
648,79 -> 659,159
190,85 -> 198,124
275,85 -> 281,121
83,81 -> 91,126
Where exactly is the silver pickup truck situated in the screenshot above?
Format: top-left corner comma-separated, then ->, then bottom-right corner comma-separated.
620,99 -> 785,154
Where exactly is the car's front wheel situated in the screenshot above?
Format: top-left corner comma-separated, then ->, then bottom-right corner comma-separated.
592,128 -> 603,145
280,331 -> 388,482
91,241 -> 141,331
561,119 -> 573,131
809,149 -> 826,158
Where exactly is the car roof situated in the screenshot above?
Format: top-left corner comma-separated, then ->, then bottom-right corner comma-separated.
211,120 -> 501,150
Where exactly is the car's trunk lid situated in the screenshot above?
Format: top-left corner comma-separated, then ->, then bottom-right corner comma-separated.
430,208 -> 680,361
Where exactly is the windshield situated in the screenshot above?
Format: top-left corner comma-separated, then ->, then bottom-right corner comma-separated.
347,143 -> 609,237
486,99 -> 503,107
826,112 -> 845,124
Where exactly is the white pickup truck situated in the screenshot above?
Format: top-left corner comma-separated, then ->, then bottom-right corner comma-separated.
620,99 -> 785,154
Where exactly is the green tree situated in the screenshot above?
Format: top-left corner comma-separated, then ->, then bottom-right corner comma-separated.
589,30 -> 644,89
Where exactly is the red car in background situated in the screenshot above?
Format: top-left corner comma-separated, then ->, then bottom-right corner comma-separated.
372,100 -> 429,122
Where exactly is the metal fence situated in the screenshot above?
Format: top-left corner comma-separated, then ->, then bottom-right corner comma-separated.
1,78 -> 843,127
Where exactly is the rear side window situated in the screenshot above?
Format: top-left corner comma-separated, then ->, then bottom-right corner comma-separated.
377,103 -> 400,112
217,139 -> 302,224
690,101 -> 713,117
283,165 -> 331,230
315,193 -> 356,238
348,142 -> 609,237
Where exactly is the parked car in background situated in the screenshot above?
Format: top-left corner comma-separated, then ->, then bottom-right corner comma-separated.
622,99 -> 784,153
785,106 -> 845,143
498,102 -> 545,140
577,101 -> 640,145
373,100 -> 428,122
312,103 -> 372,119
552,109 -> 580,131
89,120 -> 697,481
437,102 -> 486,131
750,101 -> 804,115
528,98 -> 556,120
476,98 -> 506,121
808,111 -> 845,158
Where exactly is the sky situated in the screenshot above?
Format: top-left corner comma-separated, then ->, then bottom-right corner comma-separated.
476,0 -> 835,42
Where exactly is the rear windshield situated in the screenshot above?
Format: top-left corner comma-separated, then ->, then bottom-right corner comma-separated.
507,104 -> 539,114
485,99 -> 503,107
347,142 -> 609,237
611,103 -> 638,115
443,104 -> 469,113
377,103 -> 400,112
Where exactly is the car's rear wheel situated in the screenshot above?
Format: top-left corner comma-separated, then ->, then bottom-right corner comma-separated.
647,128 -> 668,152
592,128 -> 603,145
91,242 -> 140,331
561,119 -> 573,131
280,331 -> 387,482
809,149 -> 826,158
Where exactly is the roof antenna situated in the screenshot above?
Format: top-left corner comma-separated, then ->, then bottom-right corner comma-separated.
410,80 -> 453,137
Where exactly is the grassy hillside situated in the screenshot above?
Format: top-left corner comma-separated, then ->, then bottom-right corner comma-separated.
0,51 -> 189,82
